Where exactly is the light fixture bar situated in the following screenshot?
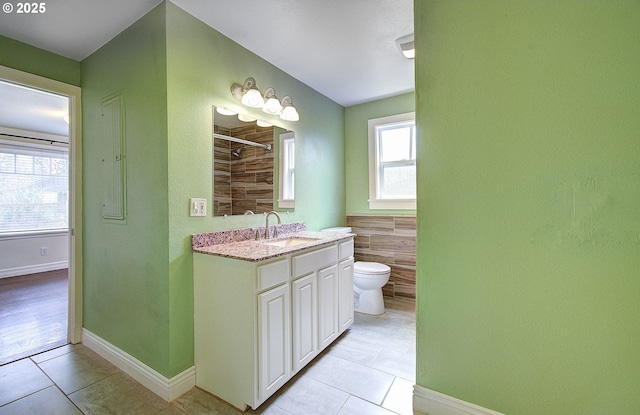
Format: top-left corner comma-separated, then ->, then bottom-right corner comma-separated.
213,133 -> 272,151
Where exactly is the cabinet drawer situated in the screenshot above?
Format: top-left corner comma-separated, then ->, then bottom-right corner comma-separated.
339,239 -> 354,261
257,259 -> 290,291
292,245 -> 338,278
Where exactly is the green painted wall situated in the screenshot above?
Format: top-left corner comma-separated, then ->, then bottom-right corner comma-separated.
81,3 -> 172,375
345,92 -> 415,215
164,2 -> 345,374
79,1 -> 344,378
415,1 -> 640,414
0,35 -> 80,86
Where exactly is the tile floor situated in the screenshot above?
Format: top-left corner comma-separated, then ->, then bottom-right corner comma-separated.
0,299 -> 415,415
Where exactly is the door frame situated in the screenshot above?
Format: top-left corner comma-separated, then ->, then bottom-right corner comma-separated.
0,65 -> 83,343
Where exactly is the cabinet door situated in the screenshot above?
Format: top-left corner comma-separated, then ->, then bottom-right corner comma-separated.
318,264 -> 339,350
292,273 -> 318,373
338,258 -> 354,333
258,284 -> 291,402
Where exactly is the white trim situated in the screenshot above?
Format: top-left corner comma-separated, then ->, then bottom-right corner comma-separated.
82,329 -> 196,402
368,198 -> 416,210
0,261 -> 68,279
368,111 -> 416,210
0,64 -> 83,345
278,131 -> 295,209
413,385 -> 506,415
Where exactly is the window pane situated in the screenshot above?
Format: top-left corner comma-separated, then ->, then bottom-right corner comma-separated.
379,125 -> 415,162
0,147 -> 69,233
381,165 -> 416,198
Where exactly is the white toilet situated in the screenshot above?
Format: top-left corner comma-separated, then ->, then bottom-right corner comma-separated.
320,227 -> 392,315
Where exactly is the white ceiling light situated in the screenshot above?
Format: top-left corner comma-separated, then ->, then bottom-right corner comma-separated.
395,33 -> 415,59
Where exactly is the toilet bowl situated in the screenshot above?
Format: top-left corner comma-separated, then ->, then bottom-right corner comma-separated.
320,227 -> 391,315
353,261 -> 390,315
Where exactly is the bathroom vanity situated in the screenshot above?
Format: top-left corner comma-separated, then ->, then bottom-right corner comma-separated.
192,229 -> 354,410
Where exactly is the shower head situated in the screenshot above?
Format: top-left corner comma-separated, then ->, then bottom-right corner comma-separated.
231,147 -> 243,159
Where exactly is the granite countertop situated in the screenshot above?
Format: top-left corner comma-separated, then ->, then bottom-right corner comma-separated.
192,231 -> 354,262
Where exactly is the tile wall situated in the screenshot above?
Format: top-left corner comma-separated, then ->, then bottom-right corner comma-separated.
213,124 -> 274,216
346,215 -> 416,302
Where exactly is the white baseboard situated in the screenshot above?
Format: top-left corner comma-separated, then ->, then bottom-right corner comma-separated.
82,329 -> 195,402
0,261 -> 68,279
413,384 -> 505,415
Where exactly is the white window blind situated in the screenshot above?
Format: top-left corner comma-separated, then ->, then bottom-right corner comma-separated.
0,140 -> 69,234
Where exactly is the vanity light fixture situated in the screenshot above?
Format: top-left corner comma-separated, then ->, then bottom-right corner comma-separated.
231,77 -> 300,121
256,120 -> 273,127
262,87 -> 283,115
231,77 -> 264,108
395,33 -> 415,59
280,96 -> 299,122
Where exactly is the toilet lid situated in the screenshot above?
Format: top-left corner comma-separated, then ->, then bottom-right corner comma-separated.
354,261 -> 391,275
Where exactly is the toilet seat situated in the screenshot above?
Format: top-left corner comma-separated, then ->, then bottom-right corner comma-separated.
354,261 -> 391,275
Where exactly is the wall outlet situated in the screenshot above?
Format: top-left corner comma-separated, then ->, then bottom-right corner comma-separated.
40,247 -> 48,256
190,198 -> 207,217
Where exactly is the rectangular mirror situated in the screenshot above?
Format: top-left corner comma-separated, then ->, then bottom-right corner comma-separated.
213,106 -> 294,216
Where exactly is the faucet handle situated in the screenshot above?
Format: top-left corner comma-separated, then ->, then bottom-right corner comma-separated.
273,226 -> 278,238
255,229 -> 261,240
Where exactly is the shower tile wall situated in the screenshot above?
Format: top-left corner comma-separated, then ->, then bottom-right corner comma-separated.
346,215 -> 416,302
213,125 -> 274,216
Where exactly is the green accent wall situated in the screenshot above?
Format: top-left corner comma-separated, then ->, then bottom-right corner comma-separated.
80,1 -> 345,378
0,35 -> 80,86
415,1 -> 640,414
81,2 -> 171,375
345,92 -> 415,215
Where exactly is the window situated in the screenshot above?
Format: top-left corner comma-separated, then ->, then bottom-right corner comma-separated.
368,112 -> 416,210
278,131 -> 295,209
0,139 -> 69,234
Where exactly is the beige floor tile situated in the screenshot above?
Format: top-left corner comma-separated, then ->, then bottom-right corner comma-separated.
69,371 -> 170,415
0,358 -> 52,406
38,346 -> 119,394
0,386 -> 82,415
30,343 -> 82,364
172,387 -> 241,415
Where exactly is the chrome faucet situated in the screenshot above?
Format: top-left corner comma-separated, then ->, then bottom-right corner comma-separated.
265,211 -> 281,239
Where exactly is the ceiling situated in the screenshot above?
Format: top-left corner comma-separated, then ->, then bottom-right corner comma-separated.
0,0 -> 414,136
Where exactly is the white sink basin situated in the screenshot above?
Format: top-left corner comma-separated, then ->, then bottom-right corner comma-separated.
265,237 -> 319,247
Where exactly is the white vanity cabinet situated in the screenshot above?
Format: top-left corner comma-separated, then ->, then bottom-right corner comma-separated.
193,237 -> 354,411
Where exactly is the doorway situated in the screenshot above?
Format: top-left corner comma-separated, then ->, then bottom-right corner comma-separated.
0,65 -> 82,364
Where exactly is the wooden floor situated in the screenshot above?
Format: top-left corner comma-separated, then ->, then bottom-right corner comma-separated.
0,269 -> 68,365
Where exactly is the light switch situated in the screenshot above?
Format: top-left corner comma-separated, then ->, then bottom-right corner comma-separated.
190,198 -> 207,217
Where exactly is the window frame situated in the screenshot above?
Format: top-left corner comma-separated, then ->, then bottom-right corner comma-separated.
278,131 -> 295,209
368,112 -> 416,210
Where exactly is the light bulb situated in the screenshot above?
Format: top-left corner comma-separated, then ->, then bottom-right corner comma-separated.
241,88 -> 264,108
